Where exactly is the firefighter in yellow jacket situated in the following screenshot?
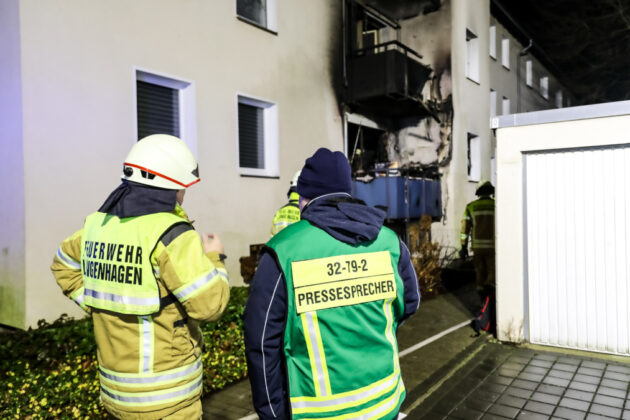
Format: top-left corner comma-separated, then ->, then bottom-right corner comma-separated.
51,134 -> 230,419
270,170 -> 301,236
460,180 -> 495,334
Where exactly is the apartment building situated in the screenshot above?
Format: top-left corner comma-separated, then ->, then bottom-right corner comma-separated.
0,0 -> 344,328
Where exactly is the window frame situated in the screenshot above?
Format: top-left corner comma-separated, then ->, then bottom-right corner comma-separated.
490,89 -> 497,119
501,35 -> 510,69
489,25 -> 497,59
502,96 -> 510,115
466,28 -> 480,83
526,60 -> 533,87
540,76 -> 549,100
236,0 -> 278,33
134,68 -> 197,155
467,132 -> 481,182
236,93 -> 279,178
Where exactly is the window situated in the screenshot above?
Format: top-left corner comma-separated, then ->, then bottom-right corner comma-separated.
540,76 -> 549,99
489,25 -> 496,59
526,60 -> 533,87
237,0 -> 277,31
136,70 -> 196,150
501,35 -> 510,69
555,90 -> 563,108
466,29 -> 480,83
502,96 -> 510,115
467,133 -> 481,182
490,89 -> 497,119
237,95 -> 278,177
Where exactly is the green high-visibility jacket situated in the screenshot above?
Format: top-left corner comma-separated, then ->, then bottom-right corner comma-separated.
461,196 -> 495,251
81,211 -> 187,314
267,220 -> 406,419
271,191 -> 301,236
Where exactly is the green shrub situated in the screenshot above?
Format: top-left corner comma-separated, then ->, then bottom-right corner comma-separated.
0,287 -> 249,419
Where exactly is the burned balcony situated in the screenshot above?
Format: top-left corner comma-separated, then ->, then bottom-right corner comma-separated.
347,43 -> 432,120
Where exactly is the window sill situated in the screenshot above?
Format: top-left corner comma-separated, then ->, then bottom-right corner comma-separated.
502,64 -> 510,71
490,54 -> 497,61
466,76 -> 480,85
237,16 -> 278,36
240,173 -> 280,179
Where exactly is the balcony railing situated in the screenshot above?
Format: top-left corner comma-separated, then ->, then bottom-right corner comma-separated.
348,40 -> 433,118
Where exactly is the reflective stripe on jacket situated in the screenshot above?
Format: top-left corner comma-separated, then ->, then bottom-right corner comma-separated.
267,220 -> 406,419
461,196 -> 495,250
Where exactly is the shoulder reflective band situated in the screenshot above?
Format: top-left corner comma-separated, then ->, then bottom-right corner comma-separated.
291,251 -> 396,314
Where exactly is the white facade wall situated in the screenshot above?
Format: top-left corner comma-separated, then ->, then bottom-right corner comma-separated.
1,0 -> 343,328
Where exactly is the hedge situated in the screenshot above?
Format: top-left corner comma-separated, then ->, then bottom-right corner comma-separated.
0,286 -> 249,419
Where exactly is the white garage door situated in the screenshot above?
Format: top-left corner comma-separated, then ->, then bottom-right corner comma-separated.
525,145 -> 630,355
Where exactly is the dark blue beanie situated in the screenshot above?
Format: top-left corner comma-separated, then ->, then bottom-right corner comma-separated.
297,148 -> 352,199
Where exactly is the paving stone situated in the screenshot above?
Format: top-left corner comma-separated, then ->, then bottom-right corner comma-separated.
564,389 -> 595,402
524,365 -> 550,375
600,378 -> 628,390
461,397 -> 493,413
588,403 -> 622,418
530,359 -> 554,369
487,403 -> 520,418
549,369 -> 576,380
584,414 -> 615,420
512,378 -> 540,391
510,355 -> 533,364
603,370 -> 630,382
470,388 -> 501,403
593,394 -> 625,408
627,399 -> 630,409
559,397 -> 591,412
488,374 -> 514,386
577,367 -> 604,378
482,383 -> 508,394
573,374 -> 601,385
482,414 -> 513,420
498,367 -> 521,378
555,363 -> 580,373
519,372 -> 545,383
530,391 -> 561,405
517,411 -> 550,420
622,410 -> 630,419
597,386 -> 627,399
553,406 -> 586,420
544,376 -> 571,387
448,405 -> 484,420
497,394 -> 527,409
538,383 -> 566,396
558,357 -> 581,365
505,386 -> 533,399
534,354 -> 558,362
503,362 -> 527,371
524,400 -> 556,415
607,365 -> 630,375
569,381 -> 598,392
581,361 -> 606,370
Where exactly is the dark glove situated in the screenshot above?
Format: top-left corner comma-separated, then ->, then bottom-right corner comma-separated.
459,248 -> 468,259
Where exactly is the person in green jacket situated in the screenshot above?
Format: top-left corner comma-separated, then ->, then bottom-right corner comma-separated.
244,148 -> 420,419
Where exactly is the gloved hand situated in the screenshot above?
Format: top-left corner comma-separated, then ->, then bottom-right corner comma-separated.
458,247 -> 468,259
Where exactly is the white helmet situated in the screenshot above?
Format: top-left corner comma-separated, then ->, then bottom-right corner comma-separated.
290,170 -> 301,189
122,134 -> 199,190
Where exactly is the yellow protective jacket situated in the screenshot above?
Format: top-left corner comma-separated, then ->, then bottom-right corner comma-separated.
460,196 -> 495,251
51,205 -> 229,419
270,191 -> 301,236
